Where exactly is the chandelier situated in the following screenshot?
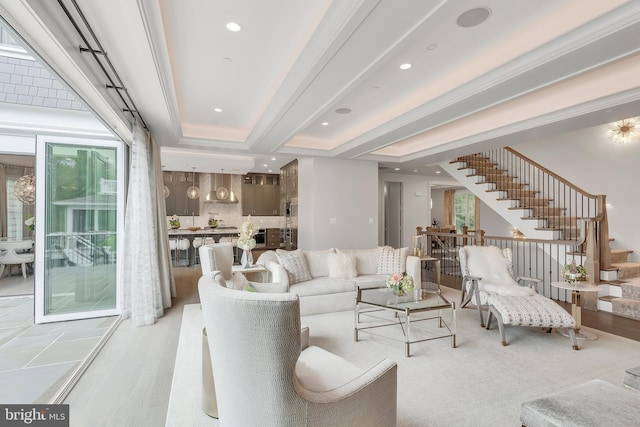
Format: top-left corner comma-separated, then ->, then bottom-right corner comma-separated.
13,174 -> 35,205
186,167 -> 200,199
608,117 -> 640,144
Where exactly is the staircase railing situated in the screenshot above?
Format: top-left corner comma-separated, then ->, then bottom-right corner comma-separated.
459,147 -> 610,280
417,230 -> 588,303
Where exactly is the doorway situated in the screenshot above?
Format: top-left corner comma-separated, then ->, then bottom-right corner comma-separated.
0,154 -> 35,297
384,181 -> 402,248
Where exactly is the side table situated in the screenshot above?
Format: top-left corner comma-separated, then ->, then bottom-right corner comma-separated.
551,281 -> 599,340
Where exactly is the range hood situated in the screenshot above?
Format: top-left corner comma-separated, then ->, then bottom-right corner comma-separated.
204,174 -> 239,203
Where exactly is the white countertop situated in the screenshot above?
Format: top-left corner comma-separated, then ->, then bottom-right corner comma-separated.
168,228 -> 239,235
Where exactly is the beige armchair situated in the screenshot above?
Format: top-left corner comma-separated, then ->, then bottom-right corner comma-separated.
198,272 -> 398,426
0,239 -> 34,279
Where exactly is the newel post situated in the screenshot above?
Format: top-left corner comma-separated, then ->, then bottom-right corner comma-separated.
598,195 -> 611,270
584,219 -> 599,284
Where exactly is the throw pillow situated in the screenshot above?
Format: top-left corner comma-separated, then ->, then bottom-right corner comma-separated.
229,272 -> 250,290
376,246 -> 408,275
328,252 -> 357,279
276,249 -> 312,284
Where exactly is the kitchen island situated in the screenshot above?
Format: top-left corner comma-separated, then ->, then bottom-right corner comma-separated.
168,227 -> 239,266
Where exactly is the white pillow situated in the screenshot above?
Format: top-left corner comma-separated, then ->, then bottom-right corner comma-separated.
328,252 -> 357,279
304,249 -> 335,278
376,246 -> 408,275
276,249 -> 312,284
229,272 -> 250,290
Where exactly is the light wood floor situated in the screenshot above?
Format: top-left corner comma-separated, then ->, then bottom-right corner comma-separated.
63,265 -> 201,427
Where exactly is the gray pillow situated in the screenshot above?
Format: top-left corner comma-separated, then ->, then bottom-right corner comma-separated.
276,249 -> 312,284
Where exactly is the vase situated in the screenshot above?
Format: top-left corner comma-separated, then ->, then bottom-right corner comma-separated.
392,288 -> 406,297
241,248 -> 253,268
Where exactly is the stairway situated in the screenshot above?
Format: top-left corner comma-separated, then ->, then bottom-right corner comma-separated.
442,151 -> 640,322
598,249 -> 640,321
449,153 -> 580,240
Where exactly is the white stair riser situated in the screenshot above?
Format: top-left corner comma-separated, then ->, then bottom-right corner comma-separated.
600,270 -> 619,281
598,299 -> 613,312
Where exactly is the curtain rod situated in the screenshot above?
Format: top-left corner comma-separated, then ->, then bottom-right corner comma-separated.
56,0 -> 148,131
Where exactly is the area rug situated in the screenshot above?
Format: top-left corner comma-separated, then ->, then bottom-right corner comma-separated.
166,288 -> 640,426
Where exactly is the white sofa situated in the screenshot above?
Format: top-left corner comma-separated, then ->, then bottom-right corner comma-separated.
257,247 -> 421,316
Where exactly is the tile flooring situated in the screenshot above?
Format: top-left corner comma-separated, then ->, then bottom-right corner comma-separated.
0,296 -> 118,403
0,272 -> 34,297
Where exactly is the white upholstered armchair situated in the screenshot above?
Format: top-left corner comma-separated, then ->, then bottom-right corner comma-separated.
199,242 -> 287,293
198,272 -> 398,426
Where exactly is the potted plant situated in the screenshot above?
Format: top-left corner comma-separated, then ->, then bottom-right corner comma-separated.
562,260 -> 588,284
169,215 -> 180,230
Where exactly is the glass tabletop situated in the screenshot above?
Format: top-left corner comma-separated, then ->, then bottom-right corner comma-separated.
358,288 -> 451,312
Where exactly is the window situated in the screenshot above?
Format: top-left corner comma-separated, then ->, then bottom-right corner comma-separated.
6,176 -> 24,240
454,191 -> 476,233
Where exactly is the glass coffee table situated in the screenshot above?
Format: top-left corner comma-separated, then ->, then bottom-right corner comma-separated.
354,287 -> 456,357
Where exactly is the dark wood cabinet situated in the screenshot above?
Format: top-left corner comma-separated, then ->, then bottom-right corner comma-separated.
242,174 -> 280,216
265,228 -> 281,249
164,171 -> 200,216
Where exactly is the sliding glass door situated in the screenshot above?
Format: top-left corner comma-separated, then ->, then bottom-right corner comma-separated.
35,135 -> 125,323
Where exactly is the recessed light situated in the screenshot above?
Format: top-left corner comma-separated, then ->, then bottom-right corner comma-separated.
456,7 -> 491,28
413,170 -> 418,173
226,22 -> 242,32
426,44 -> 437,51
400,63 -> 412,70
268,170 -> 273,173
321,122 -> 329,126
263,164 -> 268,167
271,157 -> 276,161
394,167 -> 400,171
335,108 -> 352,114
214,108 -> 222,112
435,171 -> 441,174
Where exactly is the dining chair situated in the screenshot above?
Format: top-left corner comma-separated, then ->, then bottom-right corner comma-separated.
0,239 -> 35,279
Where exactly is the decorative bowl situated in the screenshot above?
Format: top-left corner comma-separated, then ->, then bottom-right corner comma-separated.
187,226 -> 200,232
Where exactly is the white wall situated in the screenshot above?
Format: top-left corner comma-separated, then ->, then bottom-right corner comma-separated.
514,123 -> 640,261
299,158 -> 378,250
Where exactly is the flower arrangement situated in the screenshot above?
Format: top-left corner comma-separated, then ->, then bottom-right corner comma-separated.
169,215 -> 180,229
563,260 -> 588,284
386,272 -> 414,296
237,215 -> 257,250
25,216 -> 35,231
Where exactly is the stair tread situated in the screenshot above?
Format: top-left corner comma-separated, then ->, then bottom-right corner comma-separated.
612,297 -> 640,304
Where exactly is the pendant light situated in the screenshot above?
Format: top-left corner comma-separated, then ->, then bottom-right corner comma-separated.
216,168 -> 229,200
186,167 -> 200,199
13,174 -> 36,205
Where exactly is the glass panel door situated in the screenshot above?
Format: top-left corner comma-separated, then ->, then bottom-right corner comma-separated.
35,135 -> 124,323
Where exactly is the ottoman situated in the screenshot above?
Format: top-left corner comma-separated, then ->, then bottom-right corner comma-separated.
486,293 -> 578,349
521,379 -> 640,426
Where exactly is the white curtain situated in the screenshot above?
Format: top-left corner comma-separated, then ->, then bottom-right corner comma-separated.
120,122 -> 175,326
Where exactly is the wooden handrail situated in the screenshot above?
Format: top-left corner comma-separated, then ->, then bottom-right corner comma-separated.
505,147 -> 599,199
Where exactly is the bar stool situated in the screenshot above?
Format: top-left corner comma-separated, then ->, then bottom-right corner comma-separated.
177,238 -> 190,266
169,238 -> 179,266
193,237 -> 206,264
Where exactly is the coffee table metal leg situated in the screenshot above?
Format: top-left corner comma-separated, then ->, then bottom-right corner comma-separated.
451,301 -> 456,348
354,300 -> 359,342
405,308 -> 411,357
